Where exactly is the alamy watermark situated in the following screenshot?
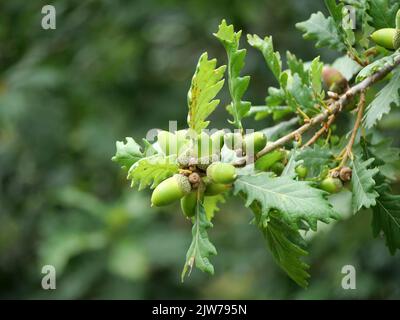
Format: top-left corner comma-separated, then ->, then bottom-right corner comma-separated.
41,265 -> 56,290
41,5 -> 56,30
341,265 -> 356,290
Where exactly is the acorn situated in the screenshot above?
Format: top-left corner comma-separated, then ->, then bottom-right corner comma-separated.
151,174 -> 191,207
206,162 -> 237,184
204,181 -> 231,196
244,132 -> 267,155
157,130 -> 188,156
224,132 -> 243,150
210,130 -> 225,154
255,150 -> 285,171
295,165 -> 308,179
180,192 -> 198,218
196,132 -> 213,159
320,177 -> 343,194
339,166 -> 352,182
322,66 -> 348,94
371,28 -> 398,50
271,162 -> 285,176
371,10 -> 400,50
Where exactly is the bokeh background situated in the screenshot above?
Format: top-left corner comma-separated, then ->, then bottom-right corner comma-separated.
1,0 -> 399,299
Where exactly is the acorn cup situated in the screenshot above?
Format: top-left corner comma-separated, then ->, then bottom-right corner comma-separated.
206,162 -> 237,184
151,174 -> 191,207
371,10 -> 400,50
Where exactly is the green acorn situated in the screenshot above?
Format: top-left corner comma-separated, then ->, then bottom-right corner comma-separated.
180,192 -> 198,218
224,132 -> 243,150
255,150 -> 285,171
371,10 -> 400,50
210,130 -> 225,154
295,165 -> 308,179
271,162 -> 285,175
151,174 -> 191,207
206,162 -> 237,184
320,177 -> 343,194
244,132 -> 267,155
371,28 -> 398,50
204,181 -> 231,196
157,130 -> 188,156
322,66 -> 348,93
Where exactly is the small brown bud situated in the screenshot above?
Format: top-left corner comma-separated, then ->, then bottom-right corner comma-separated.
339,166 -> 352,182
331,170 -> 340,178
189,172 -> 201,185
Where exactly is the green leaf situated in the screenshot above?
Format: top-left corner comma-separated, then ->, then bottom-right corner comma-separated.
285,73 -> 317,114
368,0 -> 399,29
363,68 -> 400,129
296,145 -> 333,177
309,56 -> 323,96
324,0 -> 343,24
112,137 -> 143,170
286,51 -> 309,84
372,183 -> 400,255
203,194 -> 226,221
234,172 -> 338,231
351,157 -> 379,213
296,12 -> 346,51
282,148 -> 300,179
332,55 -> 362,81
247,34 -> 282,82
187,52 -> 226,133
214,20 -> 251,129
181,200 -> 217,281
251,204 -> 309,287
127,155 -> 179,190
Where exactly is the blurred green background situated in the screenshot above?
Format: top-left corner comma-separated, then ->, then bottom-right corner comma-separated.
1,0 -> 399,299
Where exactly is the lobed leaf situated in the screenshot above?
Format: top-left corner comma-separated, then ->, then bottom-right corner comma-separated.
215,20 -> 251,129
181,199 -> 217,281
234,172 -> 338,231
112,137 -> 144,170
350,157 -> 379,213
187,52 -> 226,133
127,155 -> 179,190
363,68 -> 400,129
296,12 -> 346,51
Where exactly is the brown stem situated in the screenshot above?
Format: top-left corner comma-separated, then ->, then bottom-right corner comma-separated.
303,113 -> 336,148
339,91 -> 366,167
256,54 -> 400,159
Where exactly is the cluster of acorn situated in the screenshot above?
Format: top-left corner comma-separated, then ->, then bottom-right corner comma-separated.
150,129 -> 269,217
318,166 -> 352,194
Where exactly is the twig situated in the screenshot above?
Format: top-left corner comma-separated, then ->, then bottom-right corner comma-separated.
339,91 -> 366,167
256,54 -> 400,159
303,113 -> 336,148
